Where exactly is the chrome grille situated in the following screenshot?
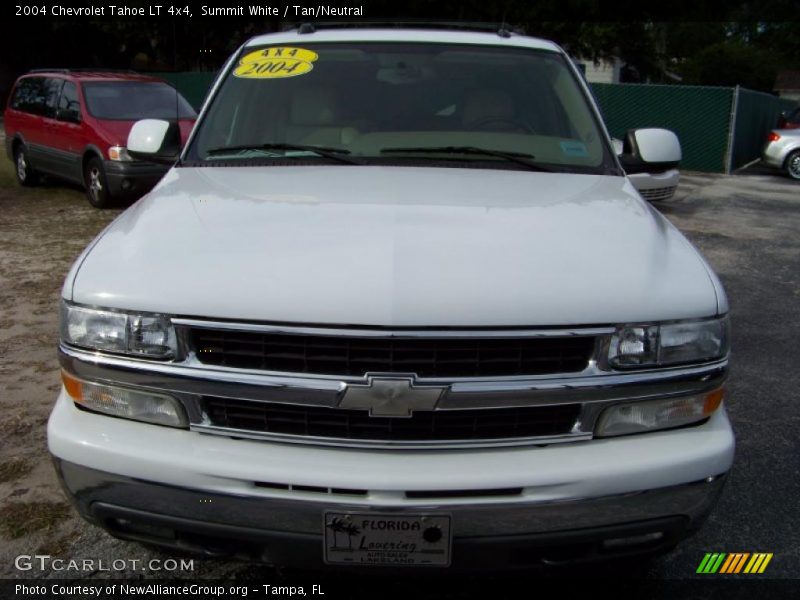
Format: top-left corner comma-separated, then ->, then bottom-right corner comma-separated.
203,397 -> 581,442
189,329 -> 596,378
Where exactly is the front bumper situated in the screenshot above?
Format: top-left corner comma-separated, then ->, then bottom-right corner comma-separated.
55,458 -> 726,569
49,391 -> 734,568
103,160 -> 169,198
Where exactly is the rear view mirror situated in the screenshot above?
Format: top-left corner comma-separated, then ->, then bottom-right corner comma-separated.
127,119 -> 181,164
619,128 -> 681,174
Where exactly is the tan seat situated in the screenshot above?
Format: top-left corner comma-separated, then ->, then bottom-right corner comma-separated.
285,87 -> 358,146
462,90 -> 517,131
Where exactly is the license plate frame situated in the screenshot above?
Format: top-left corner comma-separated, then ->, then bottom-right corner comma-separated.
323,512 -> 452,567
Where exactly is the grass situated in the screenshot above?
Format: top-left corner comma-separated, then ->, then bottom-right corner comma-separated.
0,152 -> 17,188
0,500 -> 72,538
0,457 -> 33,483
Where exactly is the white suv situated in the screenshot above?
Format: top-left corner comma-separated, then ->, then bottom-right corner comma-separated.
49,26 -> 733,569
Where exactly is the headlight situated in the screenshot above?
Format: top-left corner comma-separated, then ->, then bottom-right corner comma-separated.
607,316 -> 729,368
62,371 -> 187,428
108,146 -> 133,161
596,388 -> 725,437
60,301 -> 178,359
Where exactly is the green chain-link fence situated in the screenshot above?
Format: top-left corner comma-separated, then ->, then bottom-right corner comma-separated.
591,83 -> 796,173
590,83 -> 735,173
159,73 -> 796,174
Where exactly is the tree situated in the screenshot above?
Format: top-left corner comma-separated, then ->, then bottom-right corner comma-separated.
680,41 -> 780,91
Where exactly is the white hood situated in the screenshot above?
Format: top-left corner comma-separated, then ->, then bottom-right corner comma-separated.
68,166 -> 720,326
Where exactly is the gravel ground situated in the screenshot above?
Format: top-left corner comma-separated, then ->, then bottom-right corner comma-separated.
0,159 -> 797,592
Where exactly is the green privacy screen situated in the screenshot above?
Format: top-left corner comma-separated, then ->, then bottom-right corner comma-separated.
590,83 -> 734,173
156,71 -> 217,110
158,72 -> 795,174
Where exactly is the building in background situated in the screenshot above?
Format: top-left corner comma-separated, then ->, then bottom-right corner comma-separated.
574,57 -> 623,84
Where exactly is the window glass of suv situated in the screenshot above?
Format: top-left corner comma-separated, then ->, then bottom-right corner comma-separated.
187,42 -> 616,174
57,81 -> 81,123
82,81 -> 196,120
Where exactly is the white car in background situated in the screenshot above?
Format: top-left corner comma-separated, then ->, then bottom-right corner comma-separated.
613,137 -> 680,200
762,129 -> 800,180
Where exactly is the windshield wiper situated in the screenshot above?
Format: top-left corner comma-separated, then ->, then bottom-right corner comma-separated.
380,146 -> 552,172
205,143 -> 360,165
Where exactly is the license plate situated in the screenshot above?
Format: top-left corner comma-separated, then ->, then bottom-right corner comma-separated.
323,512 -> 451,566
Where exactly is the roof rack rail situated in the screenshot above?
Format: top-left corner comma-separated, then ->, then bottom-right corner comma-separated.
27,68 -> 70,74
284,21 -> 525,37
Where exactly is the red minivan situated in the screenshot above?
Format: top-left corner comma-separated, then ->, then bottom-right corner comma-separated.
4,70 -> 196,207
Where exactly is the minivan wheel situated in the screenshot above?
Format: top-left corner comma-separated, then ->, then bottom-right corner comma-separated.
15,146 -> 38,186
785,150 -> 800,180
84,157 -> 112,208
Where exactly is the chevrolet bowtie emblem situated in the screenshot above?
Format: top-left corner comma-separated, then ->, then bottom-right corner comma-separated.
339,376 -> 444,417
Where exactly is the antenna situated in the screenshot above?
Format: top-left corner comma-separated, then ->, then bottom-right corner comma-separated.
172,19 -> 181,165
498,0 -> 516,37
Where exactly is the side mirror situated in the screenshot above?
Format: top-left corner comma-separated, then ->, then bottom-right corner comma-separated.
619,128 -> 681,174
127,119 -> 181,164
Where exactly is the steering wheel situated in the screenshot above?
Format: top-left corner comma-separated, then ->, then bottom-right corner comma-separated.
468,116 -> 533,133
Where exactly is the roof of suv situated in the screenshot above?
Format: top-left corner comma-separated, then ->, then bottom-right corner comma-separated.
21,70 -> 165,83
245,28 -> 562,53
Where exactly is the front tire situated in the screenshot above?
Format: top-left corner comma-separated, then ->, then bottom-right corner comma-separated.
785,150 -> 800,180
84,157 -> 112,208
14,146 -> 38,186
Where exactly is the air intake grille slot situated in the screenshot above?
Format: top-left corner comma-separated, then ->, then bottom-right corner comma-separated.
204,397 -> 580,442
254,482 -> 368,496
190,329 -> 595,378
639,186 -> 677,201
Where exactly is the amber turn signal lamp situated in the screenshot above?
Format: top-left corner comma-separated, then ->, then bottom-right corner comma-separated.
61,370 -> 83,401
703,387 -> 725,414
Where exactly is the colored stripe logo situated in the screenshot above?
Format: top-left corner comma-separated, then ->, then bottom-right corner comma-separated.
697,553 -> 773,574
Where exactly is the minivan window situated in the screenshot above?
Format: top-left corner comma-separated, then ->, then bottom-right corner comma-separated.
58,81 -> 81,121
42,78 -> 63,119
82,82 -> 196,120
187,42 -> 615,174
10,77 -> 46,114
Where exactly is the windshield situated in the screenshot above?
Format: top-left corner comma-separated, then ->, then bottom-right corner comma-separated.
83,82 -> 196,120
186,42 -> 615,173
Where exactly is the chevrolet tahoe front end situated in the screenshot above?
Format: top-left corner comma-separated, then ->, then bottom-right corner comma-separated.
48,28 -> 733,569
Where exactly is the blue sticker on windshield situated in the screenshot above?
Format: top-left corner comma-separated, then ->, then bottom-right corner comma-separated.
560,140 -> 588,157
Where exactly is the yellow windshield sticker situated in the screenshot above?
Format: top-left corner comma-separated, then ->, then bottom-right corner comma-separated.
234,47 -> 318,79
